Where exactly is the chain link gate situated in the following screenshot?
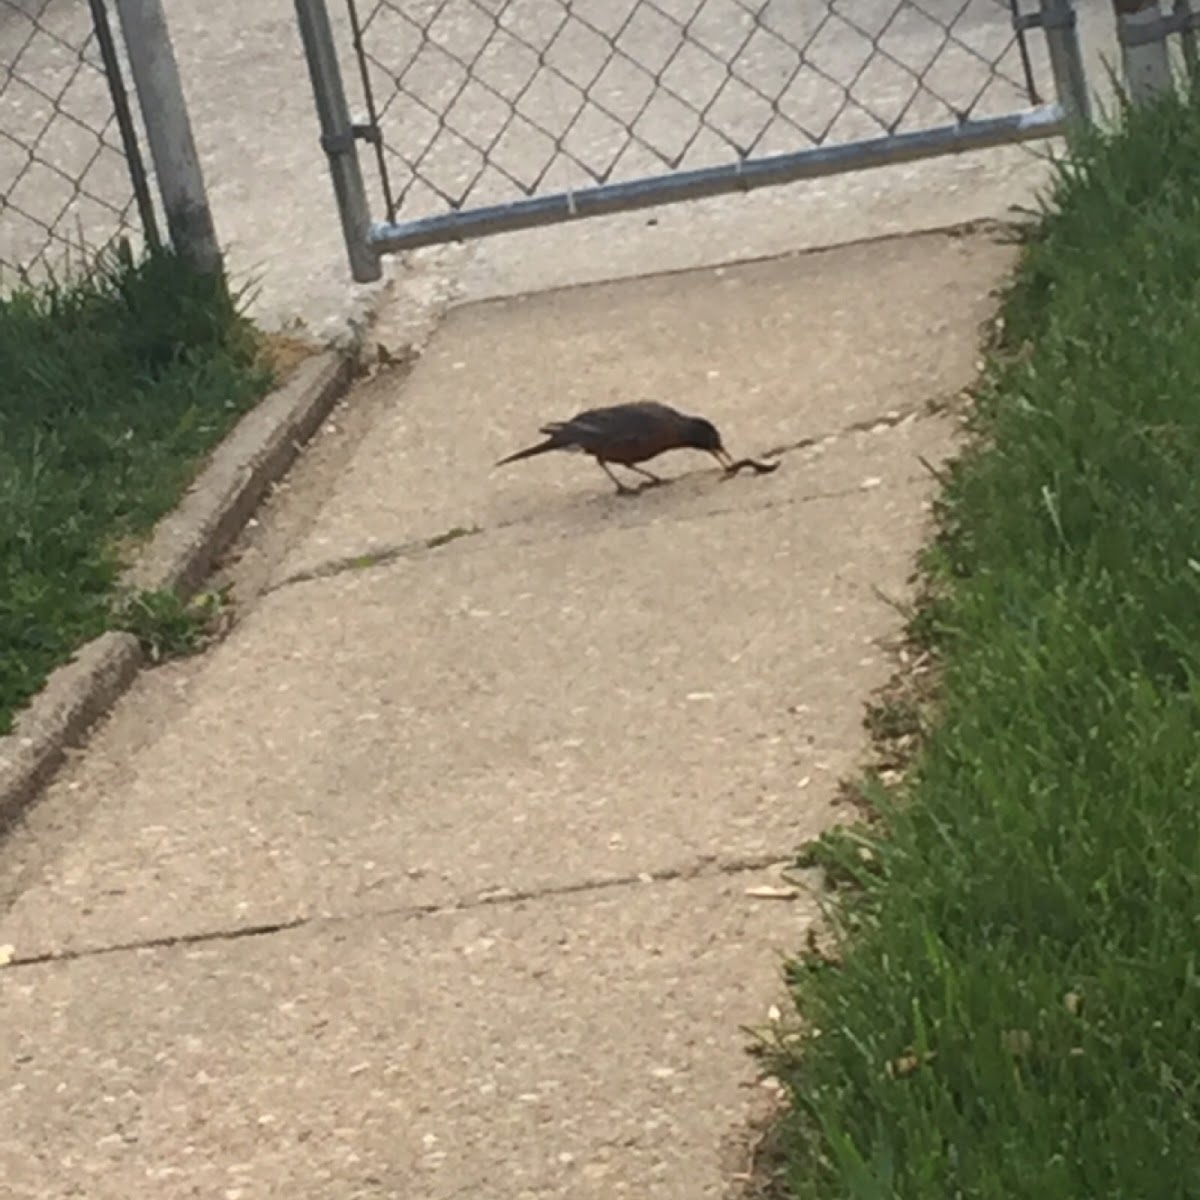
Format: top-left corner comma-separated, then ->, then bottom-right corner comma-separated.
295,0 -> 1090,283
0,0 -> 160,282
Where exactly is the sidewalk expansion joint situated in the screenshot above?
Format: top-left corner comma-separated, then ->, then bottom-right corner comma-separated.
2,851 -> 797,970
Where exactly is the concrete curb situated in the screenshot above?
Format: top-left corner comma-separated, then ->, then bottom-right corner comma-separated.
0,349 -> 356,828
122,351 -> 356,595
0,634 -> 143,829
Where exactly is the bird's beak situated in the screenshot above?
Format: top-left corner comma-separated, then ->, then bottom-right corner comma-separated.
713,447 -> 735,471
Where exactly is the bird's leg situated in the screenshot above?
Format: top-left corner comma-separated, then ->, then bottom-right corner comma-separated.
596,459 -> 639,495
625,464 -> 666,487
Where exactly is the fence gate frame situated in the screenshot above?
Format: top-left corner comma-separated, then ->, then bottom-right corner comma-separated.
294,0 -> 1092,285
87,0 -> 161,252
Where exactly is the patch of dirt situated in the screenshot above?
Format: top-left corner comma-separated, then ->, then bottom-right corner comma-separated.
259,328 -> 322,380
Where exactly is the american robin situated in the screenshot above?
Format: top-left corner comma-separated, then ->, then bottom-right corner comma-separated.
496,400 -> 734,494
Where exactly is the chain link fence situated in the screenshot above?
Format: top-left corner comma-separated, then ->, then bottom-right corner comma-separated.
343,0 -> 1055,227
0,0 -> 157,284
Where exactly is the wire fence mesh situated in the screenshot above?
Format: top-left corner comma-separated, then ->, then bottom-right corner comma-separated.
345,0 -> 1055,226
0,0 -> 154,284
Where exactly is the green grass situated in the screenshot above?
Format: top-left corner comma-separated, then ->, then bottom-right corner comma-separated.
770,86 -> 1200,1198
0,242 -> 271,733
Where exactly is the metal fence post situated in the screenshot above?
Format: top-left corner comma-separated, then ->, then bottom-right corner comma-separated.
112,0 -> 221,274
1112,0 -> 1175,101
1039,0 -> 1092,123
293,0 -> 381,284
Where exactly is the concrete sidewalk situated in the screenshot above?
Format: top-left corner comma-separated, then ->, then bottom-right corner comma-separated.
0,228 -> 1015,1198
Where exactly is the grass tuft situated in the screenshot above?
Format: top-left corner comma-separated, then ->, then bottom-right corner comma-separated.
111,587 -> 231,664
0,240 -> 272,732
770,84 -> 1200,1198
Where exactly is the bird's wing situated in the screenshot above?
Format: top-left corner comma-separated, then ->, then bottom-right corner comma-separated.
623,400 -> 685,421
560,411 -> 613,437
562,402 -> 681,439
529,402 -> 690,458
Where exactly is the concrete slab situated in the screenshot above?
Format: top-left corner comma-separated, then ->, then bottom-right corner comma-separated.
281,228 -> 1012,581
2,873 -> 812,1200
0,229 -> 1018,1195
0,415 -> 950,958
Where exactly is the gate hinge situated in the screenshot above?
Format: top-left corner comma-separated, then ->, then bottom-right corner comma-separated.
321,123 -> 381,155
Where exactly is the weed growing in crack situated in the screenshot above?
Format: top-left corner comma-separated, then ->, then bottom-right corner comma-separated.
111,588 -> 231,663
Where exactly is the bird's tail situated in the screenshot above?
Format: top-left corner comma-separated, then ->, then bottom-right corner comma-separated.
495,435 -> 560,467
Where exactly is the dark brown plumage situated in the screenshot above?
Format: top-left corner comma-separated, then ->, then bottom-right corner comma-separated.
496,400 -> 734,494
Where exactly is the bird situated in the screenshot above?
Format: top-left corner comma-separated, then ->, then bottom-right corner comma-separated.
495,400 -> 734,494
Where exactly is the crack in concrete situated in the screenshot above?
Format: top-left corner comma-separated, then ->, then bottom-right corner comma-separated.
1,850 -> 796,970
265,524 -> 484,592
265,396 -> 951,597
268,474 -> 928,598
759,395 -> 943,460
